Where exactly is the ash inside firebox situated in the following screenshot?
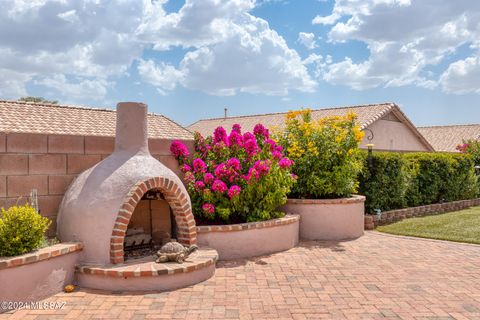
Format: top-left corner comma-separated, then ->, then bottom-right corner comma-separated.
124,243 -> 162,261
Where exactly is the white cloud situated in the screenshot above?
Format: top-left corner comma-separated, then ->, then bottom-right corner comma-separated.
137,59 -> 184,93
0,69 -> 31,99
303,53 -> 332,78
0,0 -> 315,100
57,9 -> 79,24
440,57 -> 480,94
317,0 -> 480,93
312,13 -> 340,25
0,0 -> 144,100
137,0 -> 316,96
35,74 -> 111,101
138,0 -> 255,51
298,32 -> 317,50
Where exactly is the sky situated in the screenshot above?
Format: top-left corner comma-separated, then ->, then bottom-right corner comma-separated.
0,0 -> 479,127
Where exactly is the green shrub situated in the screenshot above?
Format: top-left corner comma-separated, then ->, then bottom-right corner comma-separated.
274,109 -> 364,199
404,152 -> 478,206
0,204 -> 51,257
358,151 -> 409,213
359,151 -> 479,213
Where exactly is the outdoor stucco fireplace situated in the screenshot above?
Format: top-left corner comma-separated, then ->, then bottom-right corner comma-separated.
57,102 -> 197,265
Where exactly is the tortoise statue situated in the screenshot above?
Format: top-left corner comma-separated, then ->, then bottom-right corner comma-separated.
155,242 -> 198,263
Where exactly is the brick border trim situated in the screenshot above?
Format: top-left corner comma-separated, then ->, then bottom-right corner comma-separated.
110,177 -> 197,264
0,242 -> 83,270
78,248 -> 217,278
286,195 -> 366,205
196,214 -> 300,233
364,198 -> 480,230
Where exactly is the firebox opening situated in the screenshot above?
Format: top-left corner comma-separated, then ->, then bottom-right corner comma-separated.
124,189 -> 176,261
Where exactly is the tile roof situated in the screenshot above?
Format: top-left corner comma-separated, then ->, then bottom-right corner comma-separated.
418,124 -> 480,152
195,102 -> 390,130
188,102 -> 434,151
0,100 -> 193,140
188,103 -> 395,136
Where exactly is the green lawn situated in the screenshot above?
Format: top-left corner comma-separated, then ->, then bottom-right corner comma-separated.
376,206 -> 480,244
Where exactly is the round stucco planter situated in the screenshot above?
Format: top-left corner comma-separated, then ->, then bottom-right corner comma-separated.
196,215 -> 300,261
0,243 -> 83,306
280,195 -> 366,241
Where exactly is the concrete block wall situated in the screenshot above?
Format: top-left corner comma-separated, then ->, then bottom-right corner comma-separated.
0,132 -> 193,237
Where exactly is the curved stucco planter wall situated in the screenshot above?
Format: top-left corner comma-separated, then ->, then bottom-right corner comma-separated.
196,215 -> 299,261
280,196 -> 365,241
0,243 -> 83,305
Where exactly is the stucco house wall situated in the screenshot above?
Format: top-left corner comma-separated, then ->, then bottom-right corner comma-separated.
0,132 -> 193,237
359,119 -> 430,152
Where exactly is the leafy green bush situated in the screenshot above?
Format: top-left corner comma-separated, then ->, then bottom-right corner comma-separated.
0,204 -> 51,257
404,152 -> 478,206
359,151 -> 479,213
171,124 -> 295,223
274,109 -> 364,199
358,151 -> 409,213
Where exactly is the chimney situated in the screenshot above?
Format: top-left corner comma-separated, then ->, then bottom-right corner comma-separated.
114,102 -> 149,154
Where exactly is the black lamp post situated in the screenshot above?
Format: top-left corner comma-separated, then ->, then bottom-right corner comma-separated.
366,143 -> 374,169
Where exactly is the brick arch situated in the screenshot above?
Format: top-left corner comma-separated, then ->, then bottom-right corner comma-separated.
110,177 -> 197,264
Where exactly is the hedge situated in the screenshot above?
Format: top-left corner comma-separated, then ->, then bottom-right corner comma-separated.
359,151 -> 479,214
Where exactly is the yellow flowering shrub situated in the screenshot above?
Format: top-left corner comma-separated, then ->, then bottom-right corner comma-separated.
274,109 -> 364,199
0,204 -> 51,256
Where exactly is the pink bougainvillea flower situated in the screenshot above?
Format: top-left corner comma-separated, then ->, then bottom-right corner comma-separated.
214,163 -> 227,178
228,185 -> 241,199
193,158 -> 207,173
212,179 -> 228,193
173,124 -> 294,223
244,167 -> 260,183
243,132 -> 255,141
203,173 -> 215,185
194,180 -> 205,190
272,150 -> 283,159
264,139 -> 277,151
456,143 -> 469,152
279,157 -> 294,169
213,127 -> 228,145
228,131 -> 243,147
253,160 -> 271,176
253,123 -> 269,139
227,158 -> 241,171
181,164 -> 192,173
202,203 -> 215,215
232,124 -> 242,133
244,138 -> 259,156
170,140 -> 189,158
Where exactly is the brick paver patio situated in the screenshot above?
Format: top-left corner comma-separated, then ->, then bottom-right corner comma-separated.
3,231 -> 480,319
